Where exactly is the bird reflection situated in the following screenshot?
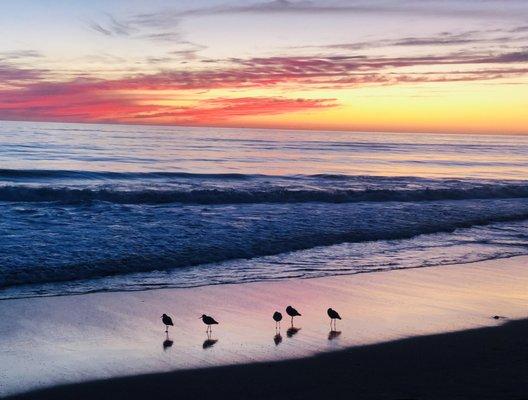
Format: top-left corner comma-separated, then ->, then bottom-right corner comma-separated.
286,327 -> 301,338
274,333 -> 283,346
328,330 -> 341,341
163,332 -> 174,350
203,331 -> 218,349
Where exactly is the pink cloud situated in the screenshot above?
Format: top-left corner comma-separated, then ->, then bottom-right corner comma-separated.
130,97 -> 336,123
1,49 -> 527,125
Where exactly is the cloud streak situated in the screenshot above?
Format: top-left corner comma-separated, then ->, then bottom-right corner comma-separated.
0,63 -> 46,86
0,87 -> 335,124
87,13 -> 137,37
131,97 -> 336,123
86,13 -> 181,43
134,0 -> 528,24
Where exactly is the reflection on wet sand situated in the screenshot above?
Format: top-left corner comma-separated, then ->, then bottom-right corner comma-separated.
328,330 -> 341,341
203,331 -> 218,349
287,327 -> 301,338
163,332 -> 173,350
274,333 -> 282,346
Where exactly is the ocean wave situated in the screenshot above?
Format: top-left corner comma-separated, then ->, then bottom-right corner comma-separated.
2,198 -> 528,289
1,182 -> 528,204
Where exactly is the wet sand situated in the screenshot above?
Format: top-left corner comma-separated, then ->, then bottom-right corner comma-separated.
1,256 -> 528,398
8,317 -> 528,400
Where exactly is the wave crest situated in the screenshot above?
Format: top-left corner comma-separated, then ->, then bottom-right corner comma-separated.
1,183 -> 528,204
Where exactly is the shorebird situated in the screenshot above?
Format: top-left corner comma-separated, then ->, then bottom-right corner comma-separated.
286,305 -> 301,326
161,313 -> 173,332
327,308 -> 341,330
273,311 -> 283,329
200,314 -> 219,332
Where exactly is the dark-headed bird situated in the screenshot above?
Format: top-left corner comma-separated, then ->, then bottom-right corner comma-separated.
327,308 -> 341,330
161,313 -> 173,332
286,305 -> 301,326
273,311 -> 283,329
200,314 -> 219,332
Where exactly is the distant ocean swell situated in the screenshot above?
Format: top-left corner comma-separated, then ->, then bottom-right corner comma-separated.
0,169 -> 251,180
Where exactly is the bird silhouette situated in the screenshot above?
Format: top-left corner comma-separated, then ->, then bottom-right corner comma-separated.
273,311 -> 283,330
327,308 -> 341,330
200,314 -> 219,332
161,313 -> 173,332
286,305 -> 301,326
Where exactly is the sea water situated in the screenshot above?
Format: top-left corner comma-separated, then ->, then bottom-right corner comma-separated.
1,121 -> 527,299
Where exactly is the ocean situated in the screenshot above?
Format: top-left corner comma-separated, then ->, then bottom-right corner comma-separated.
1,120 -> 528,299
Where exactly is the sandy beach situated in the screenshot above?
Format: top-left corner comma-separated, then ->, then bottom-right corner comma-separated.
8,318 -> 528,399
1,256 -> 528,398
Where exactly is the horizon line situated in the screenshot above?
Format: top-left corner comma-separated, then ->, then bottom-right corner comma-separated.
1,118 -> 527,137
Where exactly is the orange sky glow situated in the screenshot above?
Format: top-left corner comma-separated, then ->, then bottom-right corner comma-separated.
1,1 -> 528,134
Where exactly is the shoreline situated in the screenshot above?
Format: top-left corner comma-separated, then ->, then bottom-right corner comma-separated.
8,318 -> 528,399
2,252 -> 524,302
1,255 -> 528,397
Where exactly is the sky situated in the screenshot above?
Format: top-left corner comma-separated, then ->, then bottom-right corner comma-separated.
1,0 -> 528,134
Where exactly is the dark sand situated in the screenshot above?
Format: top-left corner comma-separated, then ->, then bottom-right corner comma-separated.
9,318 -> 528,400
